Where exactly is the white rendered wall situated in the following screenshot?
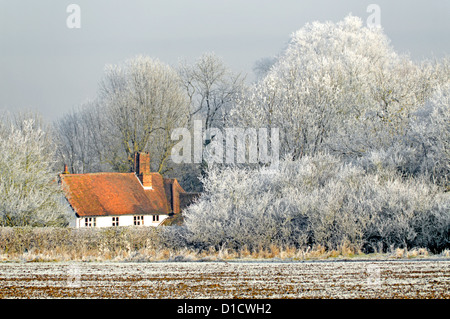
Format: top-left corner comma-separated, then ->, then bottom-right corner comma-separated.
76,214 -> 168,228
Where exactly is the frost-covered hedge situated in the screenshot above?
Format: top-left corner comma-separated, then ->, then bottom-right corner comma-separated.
0,226 -> 161,258
181,154 -> 449,253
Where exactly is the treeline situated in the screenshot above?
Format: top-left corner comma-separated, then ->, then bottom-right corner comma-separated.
180,16 -> 450,254
0,15 -> 449,254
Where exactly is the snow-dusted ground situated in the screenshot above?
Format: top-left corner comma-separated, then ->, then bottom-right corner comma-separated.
0,260 -> 449,298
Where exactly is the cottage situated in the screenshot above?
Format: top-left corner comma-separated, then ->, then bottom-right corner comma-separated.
60,152 -> 198,228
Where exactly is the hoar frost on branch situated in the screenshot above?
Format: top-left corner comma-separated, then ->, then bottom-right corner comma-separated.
55,56 -> 190,174
182,154 -> 450,252
0,118 -> 69,226
229,15 -> 447,160
100,56 -> 190,173
359,83 -> 450,188
179,15 -> 449,253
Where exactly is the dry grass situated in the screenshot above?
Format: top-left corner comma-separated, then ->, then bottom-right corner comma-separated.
0,227 -> 447,262
390,247 -> 430,259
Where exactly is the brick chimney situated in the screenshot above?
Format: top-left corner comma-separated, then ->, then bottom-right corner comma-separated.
134,152 -> 152,189
63,164 -> 70,174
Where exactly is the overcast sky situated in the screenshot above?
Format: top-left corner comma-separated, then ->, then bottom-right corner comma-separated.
0,0 -> 449,122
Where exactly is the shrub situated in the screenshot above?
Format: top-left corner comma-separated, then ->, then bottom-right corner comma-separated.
182,154 -> 450,253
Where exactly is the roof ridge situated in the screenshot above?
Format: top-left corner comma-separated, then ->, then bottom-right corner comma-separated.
61,172 -> 136,176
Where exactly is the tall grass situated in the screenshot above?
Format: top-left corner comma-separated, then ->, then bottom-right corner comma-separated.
0,226 -> 447,262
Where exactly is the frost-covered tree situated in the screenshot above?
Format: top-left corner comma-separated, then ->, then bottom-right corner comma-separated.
179,52 -> 245,130
229,15 -> 443,160
56,56 -> 190,174
363,83 -> 450,188
99,55 -> 189,173
0,118 -> 70,226
54,100 -> 110,174
409,84 -> 450,187
252,56 -> 277,80
176,53 -> 246,189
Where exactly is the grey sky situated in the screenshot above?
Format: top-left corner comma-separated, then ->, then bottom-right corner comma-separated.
0,0 -> 449,122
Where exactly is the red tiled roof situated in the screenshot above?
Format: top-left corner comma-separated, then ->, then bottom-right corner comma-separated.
60,172 -> 171,217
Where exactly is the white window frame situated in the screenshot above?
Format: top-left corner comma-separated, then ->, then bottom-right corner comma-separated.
112,216 -> 119,227
134,215 -> 144,226
85,217 -> 96,227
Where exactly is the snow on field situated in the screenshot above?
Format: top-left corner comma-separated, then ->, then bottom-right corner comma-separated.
0,260 -> 449,298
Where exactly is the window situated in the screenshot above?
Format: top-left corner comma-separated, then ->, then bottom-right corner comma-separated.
84,217 -> 96,227
134,215 -> 144,226
112,217 -> 119,226
152,215 -> 159,222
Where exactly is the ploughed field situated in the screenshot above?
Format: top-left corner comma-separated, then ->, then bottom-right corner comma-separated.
0,260 -> 449,298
